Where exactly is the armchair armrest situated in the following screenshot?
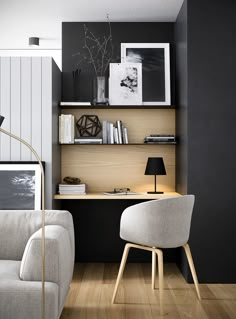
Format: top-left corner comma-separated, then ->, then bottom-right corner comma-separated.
20,225 -> 74,285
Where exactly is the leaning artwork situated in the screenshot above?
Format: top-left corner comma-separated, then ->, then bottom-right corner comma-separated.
109,63 -> 142,105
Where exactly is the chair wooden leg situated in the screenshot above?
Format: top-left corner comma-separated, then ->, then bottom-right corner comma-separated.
152,250 -> 156,289
183,243 -> 201,300
112,243 -> 131,304
155,248 -> 164,315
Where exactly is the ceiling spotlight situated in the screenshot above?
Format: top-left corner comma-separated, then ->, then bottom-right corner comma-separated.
29,37 -> 39,46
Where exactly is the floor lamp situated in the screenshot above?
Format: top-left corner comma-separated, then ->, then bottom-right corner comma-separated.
0,115 -> 45,319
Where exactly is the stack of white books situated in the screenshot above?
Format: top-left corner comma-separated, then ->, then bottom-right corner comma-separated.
59,183 -> 86,195
59,114 -> 75,144
102,120 -> 128,144
74,137 -> 103,144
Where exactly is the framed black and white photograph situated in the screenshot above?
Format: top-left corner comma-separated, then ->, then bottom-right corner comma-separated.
109,63 -> 142,105
0,162 -> 41,210
121,43 -> 171,105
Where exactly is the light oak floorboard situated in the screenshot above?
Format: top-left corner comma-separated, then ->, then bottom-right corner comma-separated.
60,263 -> 236,319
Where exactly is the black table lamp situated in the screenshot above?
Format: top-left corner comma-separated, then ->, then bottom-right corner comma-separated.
145,157 -> 166,194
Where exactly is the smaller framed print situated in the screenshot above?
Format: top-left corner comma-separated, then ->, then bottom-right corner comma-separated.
109,63 -> 142,105
0,162 -> 42,210
121,43 -> 171,105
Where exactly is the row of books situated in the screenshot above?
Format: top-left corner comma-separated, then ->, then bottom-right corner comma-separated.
59,115 -> 128,145
59,183 -> 86,195
144,134 -> 176,144
59,114 -> 75,144
102,120 -> 128,144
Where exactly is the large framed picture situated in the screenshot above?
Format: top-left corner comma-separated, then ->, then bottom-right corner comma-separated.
121,43 -> 171,105
109,62 -> 142,105
0,162 -> 42,210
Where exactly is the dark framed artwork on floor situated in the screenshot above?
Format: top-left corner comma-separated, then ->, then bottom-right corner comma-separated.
121,43 -> 171,105
0,162 -> 42,210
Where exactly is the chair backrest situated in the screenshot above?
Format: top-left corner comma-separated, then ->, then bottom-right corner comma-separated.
0,210 -> 74,260
120,195 -> 195,248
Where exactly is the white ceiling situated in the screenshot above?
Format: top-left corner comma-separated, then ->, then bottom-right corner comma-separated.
0,0 -> 184,49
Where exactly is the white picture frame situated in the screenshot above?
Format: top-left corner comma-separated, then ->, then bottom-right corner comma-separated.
121,43 -> 171,105
109,63 -> 142,105
0,162 -> 42,210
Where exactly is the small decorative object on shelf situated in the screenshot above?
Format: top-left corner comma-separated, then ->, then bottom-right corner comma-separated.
63,176 -> 81,184
93,76 -> 109,105
72,68 -> 81,101
76,115 -> 102,137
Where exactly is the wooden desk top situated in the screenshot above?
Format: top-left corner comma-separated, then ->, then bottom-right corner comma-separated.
54,192 -> 181,200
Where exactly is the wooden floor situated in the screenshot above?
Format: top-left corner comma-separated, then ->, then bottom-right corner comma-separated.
60,263 -> 236,319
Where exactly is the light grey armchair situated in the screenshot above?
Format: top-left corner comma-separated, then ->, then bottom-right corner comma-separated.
112,195 -> 201,315
0,210 -> 74,319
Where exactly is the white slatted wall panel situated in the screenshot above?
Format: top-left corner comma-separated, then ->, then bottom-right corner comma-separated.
10,57 -> 21,160
0,57 -> 46,160
0,57 -> 61,209
31,57 -> 42,158
21,57 -> 32,160
0,57 -> 11,159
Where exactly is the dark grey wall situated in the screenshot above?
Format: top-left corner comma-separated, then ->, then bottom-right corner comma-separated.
175,0 -> 236,282
174,0 -> 189,279
175,0 -> 188,196
62,22 -> 175,102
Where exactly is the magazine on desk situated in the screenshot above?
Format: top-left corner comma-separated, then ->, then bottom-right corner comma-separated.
104,191 -> 139,195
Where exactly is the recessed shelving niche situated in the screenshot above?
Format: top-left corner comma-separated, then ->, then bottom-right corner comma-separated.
60,105 -> 176,193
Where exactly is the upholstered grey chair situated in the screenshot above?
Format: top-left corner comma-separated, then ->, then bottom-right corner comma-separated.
0,210 -> 74,319
112,195 -> 201,315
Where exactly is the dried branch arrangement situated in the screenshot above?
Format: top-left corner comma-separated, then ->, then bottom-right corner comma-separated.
74,15 -> 114,77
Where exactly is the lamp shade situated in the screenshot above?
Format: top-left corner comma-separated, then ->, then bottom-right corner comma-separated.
145,157 -> 166,175
0,115 -> 5,127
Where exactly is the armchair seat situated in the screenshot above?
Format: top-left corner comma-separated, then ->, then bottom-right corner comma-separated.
0,260 -> 59,319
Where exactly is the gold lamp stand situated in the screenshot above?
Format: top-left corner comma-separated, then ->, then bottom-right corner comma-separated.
0,115 -> 45,319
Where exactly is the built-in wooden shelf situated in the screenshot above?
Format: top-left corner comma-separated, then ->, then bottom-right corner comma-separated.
60,143 -> 177,146
54,192 -> 180,200
60,103 -> 175,110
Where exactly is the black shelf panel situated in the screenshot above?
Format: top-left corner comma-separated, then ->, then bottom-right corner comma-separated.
60,104 -> 176,110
